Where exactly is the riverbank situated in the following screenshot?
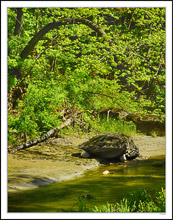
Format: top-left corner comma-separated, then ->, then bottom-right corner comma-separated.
8,134 -> 165,192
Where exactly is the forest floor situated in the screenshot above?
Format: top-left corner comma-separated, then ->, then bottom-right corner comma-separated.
8,134 -> 165,192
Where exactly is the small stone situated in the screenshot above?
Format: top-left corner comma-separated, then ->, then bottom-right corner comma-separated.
82,194 -> 93,199
103,170 -> 110,175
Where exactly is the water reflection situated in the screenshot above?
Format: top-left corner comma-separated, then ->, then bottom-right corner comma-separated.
8,156 -> 165,212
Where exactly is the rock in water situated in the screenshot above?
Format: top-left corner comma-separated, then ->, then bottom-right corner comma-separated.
79,133 -> 139,160
81,194 -> 93,199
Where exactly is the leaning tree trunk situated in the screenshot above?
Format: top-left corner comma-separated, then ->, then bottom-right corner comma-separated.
8,107 -> 87,153
8,17 -> 107,110
8,17 -> 107,108
14,17 -> 106,79
8,115 -> 75,153
20,17 -> 106,60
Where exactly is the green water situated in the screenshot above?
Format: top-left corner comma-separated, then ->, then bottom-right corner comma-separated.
8,155 -> 165,212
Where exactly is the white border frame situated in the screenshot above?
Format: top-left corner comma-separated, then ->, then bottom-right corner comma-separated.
1,1 -> 172,219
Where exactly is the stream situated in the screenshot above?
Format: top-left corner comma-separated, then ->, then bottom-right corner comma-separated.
8,155 -> 165,212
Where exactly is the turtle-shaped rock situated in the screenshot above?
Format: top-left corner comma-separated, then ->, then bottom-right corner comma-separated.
79,133 -> 139,161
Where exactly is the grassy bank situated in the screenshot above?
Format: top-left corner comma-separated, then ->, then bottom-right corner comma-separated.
59,117 -> 138,138
74,188 -> 165,212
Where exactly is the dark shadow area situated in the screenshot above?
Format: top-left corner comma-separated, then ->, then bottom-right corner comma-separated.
71,152 -> 123,164
71,153 -> 82,158
30,177 -> 56,186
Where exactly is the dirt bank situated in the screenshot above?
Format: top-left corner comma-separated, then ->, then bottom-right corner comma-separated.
8,134 -> 165,192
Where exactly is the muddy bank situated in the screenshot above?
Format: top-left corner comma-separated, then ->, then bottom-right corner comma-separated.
8,135 -> 165,192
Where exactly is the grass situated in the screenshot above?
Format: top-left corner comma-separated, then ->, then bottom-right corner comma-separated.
74,188 -> 165,212
91,188 -> 165,213
60,117 -> 138,137
151,131 -> 157,137
92,117 -> 137,136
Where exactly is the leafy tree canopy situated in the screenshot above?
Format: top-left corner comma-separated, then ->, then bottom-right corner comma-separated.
8,8 -> 165,145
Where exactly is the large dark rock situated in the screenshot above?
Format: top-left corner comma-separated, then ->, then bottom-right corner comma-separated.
79,133 -> 139,161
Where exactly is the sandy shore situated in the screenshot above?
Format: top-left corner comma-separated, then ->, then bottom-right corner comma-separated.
8,135 -> 165,192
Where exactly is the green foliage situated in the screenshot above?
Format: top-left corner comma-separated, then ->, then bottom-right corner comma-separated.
90,117 -> 137,135
155,187 -> 166,212
8,81 -> 67,145
151,131 -> 157,137
8,75 -> 18,92
75,196 -> 90,212
91,188 -> 165,213
8,8 -> 165,144
91,202 -> 116,212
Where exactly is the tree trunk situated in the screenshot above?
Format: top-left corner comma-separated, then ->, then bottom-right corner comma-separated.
8,115 -> 75,153
8,17 -> 107,108
8,8 -> 24,79
14,8 -> 23,36
20,18 -> 107,60
35,8 -> 39,34
10,17 -> 107,79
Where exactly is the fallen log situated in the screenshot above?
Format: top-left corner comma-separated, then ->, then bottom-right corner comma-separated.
8,116 -> 74,153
